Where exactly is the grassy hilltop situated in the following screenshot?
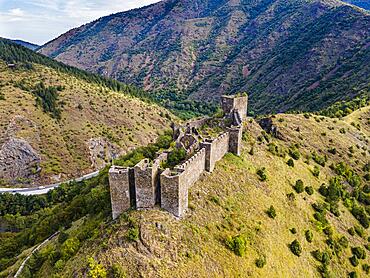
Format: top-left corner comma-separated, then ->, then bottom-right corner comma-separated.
0,40 -> 172,187
1,105 -> 369,277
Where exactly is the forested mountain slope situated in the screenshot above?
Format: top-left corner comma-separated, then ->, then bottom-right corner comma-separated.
39,0 -> 370,114
0,39 -> 172,187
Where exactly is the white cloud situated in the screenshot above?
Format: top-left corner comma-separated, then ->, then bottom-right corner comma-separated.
0,0 -> 161,44
9,8 -> 25,16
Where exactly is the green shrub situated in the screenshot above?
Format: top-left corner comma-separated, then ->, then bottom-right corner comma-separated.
338,236 -> 349,248
287,159 -> 294,167
126,227 -> 139,242
268,143 -> 285,157
58,231 -> 69,244
311,152 -> 326,167
349,271 -> 358,278
166,147 -> 186,168
255,256 -> 266,268
289,146 -> 300,160
290,228 -> 297,234
314,211 -> 328,225
312,166 -> 320,177
323,226 -> 333,237
305,186 -> 314,195
362,264 -> 370,274
351,247 -> 366,260
354,225 -> 365,237
351,206 -> 369,229
350,255 -> 359,267
61,237 -> 80,260
87,257 -> 107,278
293,180 -> 304,193
329,203 -> 340,217
348,227 -> 355,236
110,263 -> 127,278
289,240 -> 302,257
305,230 -> 313,243
210,195 -> 221,206
312,250 -> 330,265
266,205 -> 276,219
54,259 -> 65,271
225,235 -> 247,257
256,168 -> 267,181
319,177 -> 342,203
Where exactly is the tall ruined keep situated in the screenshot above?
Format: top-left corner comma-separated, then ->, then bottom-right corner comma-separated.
109,94 -> 248,219
221,94 -> 248,125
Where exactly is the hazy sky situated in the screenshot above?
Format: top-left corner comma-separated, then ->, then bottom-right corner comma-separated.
0,0 -> 161,45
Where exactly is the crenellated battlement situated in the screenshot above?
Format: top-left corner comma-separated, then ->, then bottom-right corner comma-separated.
109,94 -> 248,219
175,148 -> 206,171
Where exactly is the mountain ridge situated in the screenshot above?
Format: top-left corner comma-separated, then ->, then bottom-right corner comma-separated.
39,0 -> 370,114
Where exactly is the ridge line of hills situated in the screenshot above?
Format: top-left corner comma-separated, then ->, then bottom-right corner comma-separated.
39,0 -> 370,115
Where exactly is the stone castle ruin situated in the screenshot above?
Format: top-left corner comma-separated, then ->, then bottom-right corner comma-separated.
109,94 -> 248,219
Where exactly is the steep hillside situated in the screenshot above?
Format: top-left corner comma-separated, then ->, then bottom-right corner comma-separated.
1,107 -> 368,277
0,40 -> 172,187
39,0 -> 370,114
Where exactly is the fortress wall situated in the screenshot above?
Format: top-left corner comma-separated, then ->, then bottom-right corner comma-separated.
109,166 -> 132,220
228,126 -> 243,156
160,169 -> 187,217
202,132 -> 230,172
174,148 -> 206,189
134,153 -> 168,209
161,148 -> 206,217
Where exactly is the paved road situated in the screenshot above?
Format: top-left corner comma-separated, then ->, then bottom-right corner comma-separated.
0,171 -> 100,196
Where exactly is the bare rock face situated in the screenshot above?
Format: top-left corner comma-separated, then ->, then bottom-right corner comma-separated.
88,138 -> 123,169
0,138 -> 41,184
258,117 -> 285,140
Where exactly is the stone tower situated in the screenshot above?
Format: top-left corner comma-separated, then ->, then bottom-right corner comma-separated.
221,94 -> 248,122
108,166 -> 134,220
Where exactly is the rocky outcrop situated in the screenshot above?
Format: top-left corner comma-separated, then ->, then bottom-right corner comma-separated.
0,138 -> 41,184
88,138 -> 123,169
258,117 -> 285,140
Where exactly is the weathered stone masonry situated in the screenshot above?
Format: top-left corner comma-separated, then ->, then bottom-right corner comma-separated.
201,133 -> 230,173
161,148 -> 206,217
109,166 -> 132,220
109,94 -> 248,219
109,127 -> 243,219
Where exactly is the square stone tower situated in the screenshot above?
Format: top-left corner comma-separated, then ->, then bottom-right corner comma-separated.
221,94 -> 248,121
109,166 -> 133,220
